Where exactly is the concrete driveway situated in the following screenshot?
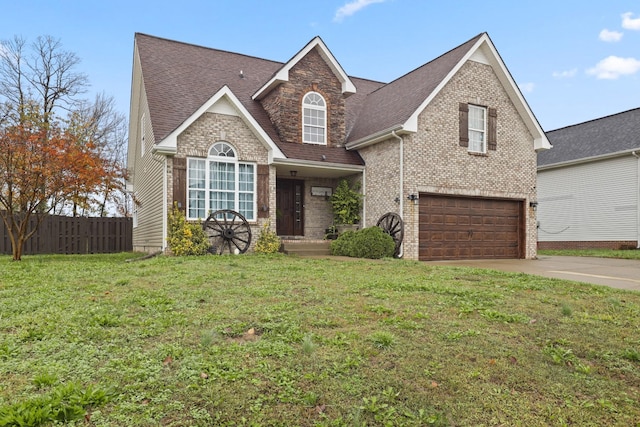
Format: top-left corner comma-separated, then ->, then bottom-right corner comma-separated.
426,256 -> 640,292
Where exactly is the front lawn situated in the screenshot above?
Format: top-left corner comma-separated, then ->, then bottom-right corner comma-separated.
539,248 -> 640,260
1,253 -> 639,426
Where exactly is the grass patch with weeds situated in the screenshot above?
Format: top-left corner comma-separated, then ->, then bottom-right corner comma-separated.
539,248 -> 640,259
0,252 -> 639,425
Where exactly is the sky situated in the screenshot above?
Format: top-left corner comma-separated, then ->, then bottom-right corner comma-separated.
2,0 -> 639,132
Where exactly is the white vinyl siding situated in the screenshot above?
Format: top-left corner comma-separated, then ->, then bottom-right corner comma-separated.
537,156 -> 638,242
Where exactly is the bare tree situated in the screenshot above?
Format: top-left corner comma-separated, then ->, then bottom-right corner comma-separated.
61,93 -> 128,216
1,35 -> 89,124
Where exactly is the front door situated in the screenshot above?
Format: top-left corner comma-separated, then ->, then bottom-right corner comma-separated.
276,179 -> 304,236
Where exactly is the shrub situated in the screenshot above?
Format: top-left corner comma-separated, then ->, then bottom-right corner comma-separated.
330,226 -> 395,259
254,222 -> 281,254
167,204 -> 211,256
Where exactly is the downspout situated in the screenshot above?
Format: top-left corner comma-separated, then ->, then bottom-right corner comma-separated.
633,151 -> 640,248
162,156 -> 168,252
392,130 -> 404,258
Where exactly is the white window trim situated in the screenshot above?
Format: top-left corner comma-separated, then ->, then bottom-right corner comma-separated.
302,92 -> 327,145
468,104 -> 487,154
186,142 -> 257,221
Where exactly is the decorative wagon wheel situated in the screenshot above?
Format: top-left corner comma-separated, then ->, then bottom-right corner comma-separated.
376,212 -> 404,258
203,209 -> 252,255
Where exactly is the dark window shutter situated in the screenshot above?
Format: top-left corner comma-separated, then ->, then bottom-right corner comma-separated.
257,164 -> 270,218
459,103 -> 469,147
488,108 -> 497,151
172,157 -> 187,213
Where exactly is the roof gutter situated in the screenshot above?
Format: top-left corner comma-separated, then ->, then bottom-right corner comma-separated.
345,125 -> 405,151
151,145 -> 177,156
538,147 -> 640,171
272,157 -> 364,172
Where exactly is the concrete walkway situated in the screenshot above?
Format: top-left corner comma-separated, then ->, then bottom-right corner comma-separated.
426,256 -> 640,292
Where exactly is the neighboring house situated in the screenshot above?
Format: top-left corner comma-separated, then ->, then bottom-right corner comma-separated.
537,108 -> 640,250
126,32 -> 550,260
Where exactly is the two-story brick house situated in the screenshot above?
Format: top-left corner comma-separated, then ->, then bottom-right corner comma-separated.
127,32 -> 550,260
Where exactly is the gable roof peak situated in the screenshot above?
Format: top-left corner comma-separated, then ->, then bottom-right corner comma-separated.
252,36 -> 356,100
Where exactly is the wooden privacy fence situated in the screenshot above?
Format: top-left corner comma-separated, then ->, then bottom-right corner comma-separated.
0,214 -> 132,255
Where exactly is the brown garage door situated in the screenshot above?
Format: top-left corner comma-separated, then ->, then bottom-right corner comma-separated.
419,194 -> 523,261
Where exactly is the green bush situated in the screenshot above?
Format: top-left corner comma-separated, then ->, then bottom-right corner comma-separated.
254,222 -> 281,254
330,226 -> 395,259
167,204 -> 211,256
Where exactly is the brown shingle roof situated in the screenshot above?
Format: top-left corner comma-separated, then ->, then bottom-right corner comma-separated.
347,34 -> 483,142
135,33 -> 482,165
137,33 -> 374,166
136,33 -> 281,145
538,107 -> 640,166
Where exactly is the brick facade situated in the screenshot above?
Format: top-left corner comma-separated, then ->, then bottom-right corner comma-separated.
359,60 -> 539,260
169,112 -> 276,250
133,34 -> 543,259
260,47 -> 346,147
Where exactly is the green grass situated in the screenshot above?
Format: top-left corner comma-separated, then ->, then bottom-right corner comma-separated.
539,248 -> 640,260
1,253 -> 639,426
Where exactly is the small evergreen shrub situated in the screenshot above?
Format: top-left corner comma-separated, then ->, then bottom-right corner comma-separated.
330,226 -> 395,259
254,222 -> 281,254
167,204 -> 211,256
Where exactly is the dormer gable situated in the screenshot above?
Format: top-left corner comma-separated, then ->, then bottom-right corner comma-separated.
252,36 -> 356,101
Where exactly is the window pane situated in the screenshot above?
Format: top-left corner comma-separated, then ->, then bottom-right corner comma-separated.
303,92 -> 325,107
238,164 -> 254,192
238,164 -> 255,220
210,162 -> 235,191
210,191 -> 234,212
469,130 -> 485,152
302,92 -> 326,144
188,159 -> 206,218
188,189 -> 205,218
210,142 -> 235,157
239,193 -> 254,219
469,106 -> 485,131
188,159 -> 206,189
468,105 -> 486,153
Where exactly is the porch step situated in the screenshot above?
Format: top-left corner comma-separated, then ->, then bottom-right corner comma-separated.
281,240 -> 332,257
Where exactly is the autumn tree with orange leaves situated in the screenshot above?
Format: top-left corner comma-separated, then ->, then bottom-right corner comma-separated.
0,107 -> 110,260
0,35 -> 128,260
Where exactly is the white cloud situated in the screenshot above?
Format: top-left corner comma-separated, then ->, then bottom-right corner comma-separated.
622,12 -> 640,30
587,56 -> 640,79
519,82 -> 535,93
552,68 -> 578,79
599,29 -> 623,42
334,0 -> 386,22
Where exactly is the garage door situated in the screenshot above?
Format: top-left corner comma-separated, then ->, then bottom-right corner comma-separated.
419,194 -> 523,261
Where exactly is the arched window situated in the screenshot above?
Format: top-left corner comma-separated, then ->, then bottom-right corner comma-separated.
187,142 -> 256,220
302,92 -> 326,144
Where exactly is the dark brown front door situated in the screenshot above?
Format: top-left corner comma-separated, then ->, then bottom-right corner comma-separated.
419,194 -> 523,260
276,179 -> 304,236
